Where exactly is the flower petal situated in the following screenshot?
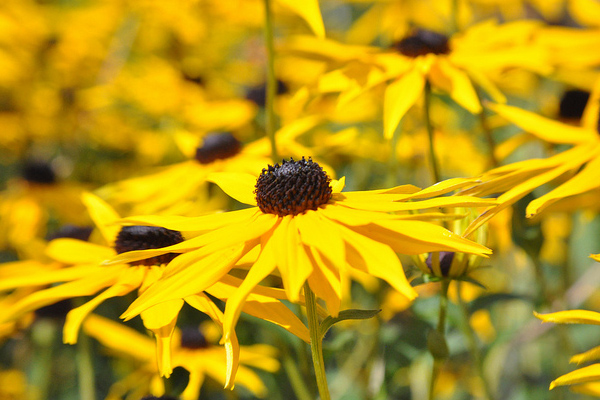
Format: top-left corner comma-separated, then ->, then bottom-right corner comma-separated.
81,192 -> 121,245
571,345 -> 600,365
277,0 -> 325,38
534,310 -> 600,325
384,67 -> 425,139
428,58 -> 481,114
207,172 -> 258,206
550,364 -> 600,390
46,239 -> 114,264
142,301 -> 183,378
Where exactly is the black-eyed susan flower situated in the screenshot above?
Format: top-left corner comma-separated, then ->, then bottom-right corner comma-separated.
460,78 -> 600,235
0,192 -> 308,386
96,117 -> 335,216
534,300 -> 600,396
83,314 -> 279,400
284,19 -> 550,139
104,157 -> 494,380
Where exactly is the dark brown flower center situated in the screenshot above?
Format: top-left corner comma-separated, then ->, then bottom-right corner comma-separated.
114,226 -> 184,266
393,29 -> 450,58
46,225 -> 94,242
255,157 -> 332,217
194,132 -> 242,164
22,160 -> 56,184
180,327 -> 209,349
559,89 -> 589,120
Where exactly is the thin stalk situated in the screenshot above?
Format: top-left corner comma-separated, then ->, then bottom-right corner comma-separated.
264,0 -> 279,163
424,80 -> 441,183
304,282 -> 331,400
283,350 -> 314,400
456,282 -> 495,400
77,331 -> 96,400
428,279 -> 450,400
475,89 -> 498,169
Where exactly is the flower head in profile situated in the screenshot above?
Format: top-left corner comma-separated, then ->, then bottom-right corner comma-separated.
106,157 -> 494,379
460,78 -> 600,236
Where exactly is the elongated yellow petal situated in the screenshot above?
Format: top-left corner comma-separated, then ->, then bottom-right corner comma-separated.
118,207 -> 259,232
143,303 -> 181,378
121,245 -> 247,320
207,173 -> 258,206
428,58 -> 481,113
64,268 -> 144,344
180,372 -> 206,400
534,310 -> 600,325
550,364 -> 600,390
338,225 -> 417,301
277,0 -> 325,38
83,314 -> 154,361
0,268 -> 123,324
296,211 -> 346,269
487,102 -> 597,145
307,247 -> 341,317
527,151 -> 600,216
46,239 -> 114,264
571,345 -> 600,365
185,293 -> 224,325
81,192 -> 121,245
405,177 -> 481,199
0,265 -> 101,292
384,68 -> 425,139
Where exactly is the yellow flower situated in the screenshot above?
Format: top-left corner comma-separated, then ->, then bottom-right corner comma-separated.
460,78 -> 600,236
0,192 -> 308,386
285,19 -> 550,139
96,117 -> 335,216
534,304 -> 600,395
83,314 -> 279,400
105,157 -> 493,382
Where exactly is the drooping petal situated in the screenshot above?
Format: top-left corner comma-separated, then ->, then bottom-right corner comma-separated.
296,211 -> 346,269
276,217 -> 313,302
185,293 -> 225,325
64,268 -> 144,344
277,0 -> 325,39
527,153 -> 600,216
81,192 -> 121,245
428,58 -> 481,114
487,102 -> 597,145
571,345 -> 600,365
46,239 -> 114,264
207,173 -> 258,206
121,245 -> 247,321
383,67 -> 425,139
534,310 -> 600,325
0,265 -> 101,292
306,247 -> 342,317
142,301 -> 183,378
338,225 -> 417,301
550,364 -> 600,390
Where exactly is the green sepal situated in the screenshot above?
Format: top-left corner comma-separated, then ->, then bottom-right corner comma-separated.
319,309 -> 381,340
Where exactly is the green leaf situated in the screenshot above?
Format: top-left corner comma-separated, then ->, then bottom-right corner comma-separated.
319,309 -> 381,339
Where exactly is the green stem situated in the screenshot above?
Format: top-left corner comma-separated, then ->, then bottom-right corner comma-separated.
475,89 -> 498,169
424,80 -> 441,183
77,330 -> 96,400
428,280 -> 450,400
456,282 -> 495,400
283,350 -> 314,400
264,0 -> 279,163
304,282 -> 331,400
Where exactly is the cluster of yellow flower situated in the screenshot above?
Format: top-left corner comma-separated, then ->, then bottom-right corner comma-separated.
1,0 -> 600,399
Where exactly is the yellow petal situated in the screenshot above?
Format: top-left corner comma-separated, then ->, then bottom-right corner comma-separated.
0,265 -> 101,292
534,310 -> 600,325
81,192 -> 121,245
64,268 -> 144,344
428,58 -> 481,113
306,248 -> 342,317
121,245 -> 247,321
571,345 -> 600,365
46,239 -> 114,264
277,0 -> 325,38
383,68 -> 425,140
185,293 -> 224,325
487,102 -> 596,145
207,173 -> 258,206
296,211 -> 345,269
527,152 -> 600,216
550,364 -> 600,390
143,303 -> 182,378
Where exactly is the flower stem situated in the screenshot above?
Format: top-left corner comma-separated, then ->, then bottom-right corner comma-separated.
77,330 -> 96,400
428,279 -> 450,400
456,282 -> 495,400
264,0 -> 279,163
475,89 -> 498,169
424,80 -> 441,183
304,282 -> 331,400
